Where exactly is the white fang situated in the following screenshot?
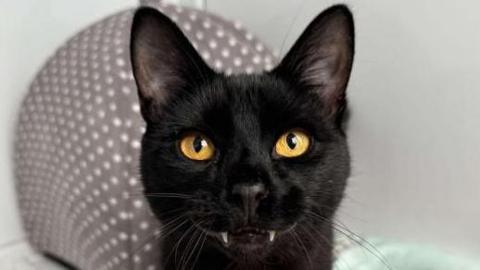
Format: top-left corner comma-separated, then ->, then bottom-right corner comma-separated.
269,231 -> 276,242
221,232 -> 229,244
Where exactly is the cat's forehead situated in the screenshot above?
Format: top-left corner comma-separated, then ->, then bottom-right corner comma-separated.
212,74 -> 292,108
187,75 -> 279,135
168,74 -> 325,137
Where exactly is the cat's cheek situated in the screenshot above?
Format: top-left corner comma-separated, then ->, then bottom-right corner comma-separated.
282,185 -> 306,213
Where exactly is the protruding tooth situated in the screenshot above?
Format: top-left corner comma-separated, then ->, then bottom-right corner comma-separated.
221,232 -> 229,244
269,230 -> 276,242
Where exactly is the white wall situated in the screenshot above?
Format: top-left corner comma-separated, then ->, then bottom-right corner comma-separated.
208,0 -> 480,257
2,0 -> 479,259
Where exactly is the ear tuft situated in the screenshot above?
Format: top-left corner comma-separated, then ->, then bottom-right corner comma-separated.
273,5 -> 355,122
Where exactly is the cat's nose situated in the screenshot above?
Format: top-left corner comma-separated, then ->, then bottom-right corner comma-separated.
231,183 -> 268,221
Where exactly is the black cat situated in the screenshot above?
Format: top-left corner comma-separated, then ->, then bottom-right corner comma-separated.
131,4 -> 354,270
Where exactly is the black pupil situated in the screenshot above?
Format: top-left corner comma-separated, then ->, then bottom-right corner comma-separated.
193,136 -> 205,153
286,133 -> 298,149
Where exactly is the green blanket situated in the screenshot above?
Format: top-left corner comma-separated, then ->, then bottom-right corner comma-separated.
334,238 -> 480,270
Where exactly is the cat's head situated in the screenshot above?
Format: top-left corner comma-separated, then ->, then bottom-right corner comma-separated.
131,5 -> 354,258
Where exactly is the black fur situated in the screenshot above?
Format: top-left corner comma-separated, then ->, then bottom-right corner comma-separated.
43,253 -> 78,270
131,5 -> 354,270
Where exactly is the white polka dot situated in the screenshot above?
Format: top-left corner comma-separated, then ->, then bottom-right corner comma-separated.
170,14 -> 178,22
129,177 -> 138,186
133,200 -> 143,209
209,40 -> 218,49
228,37 -> 237,46
216,29 -> 225,38
109,197 -> 118,205
120,133 -> 129,142
119,212 -> 128,220
131,140 -> 141,149
134,255 -> 141,263
132,103 -> 140,113
255,43 -> 264,52
96,147 -> 105,155
115,58 -> 125,66
221,48 -> 230,58
113,117 -> 122,126
234,21 -> 243,29
131,234 -> 138,242
183,22 -> 191,31
214,60 -> 223,69
112,154 -> 122,163
175,6 -> 183,13
233,57 -> 242,67
253,55 -> 261,64
140,221 -> 149,230
121,86 -> 131,94
106,139 -> 114,147
119,232 -> 128,241
120,252 -> 128,259
195,31 -> 204,40
202,20 -> 211,29
201,51 -> 211,60
192,41 -> 198,50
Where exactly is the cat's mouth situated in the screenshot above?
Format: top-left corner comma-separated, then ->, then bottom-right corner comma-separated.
216,224 -> 296,250
219,227 -> 275,248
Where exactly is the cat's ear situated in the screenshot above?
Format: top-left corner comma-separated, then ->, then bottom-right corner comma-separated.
272,5 -> 354,120
130,7 -> 214,122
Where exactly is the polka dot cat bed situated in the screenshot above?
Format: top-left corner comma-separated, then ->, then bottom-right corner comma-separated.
14,1 -> 276,269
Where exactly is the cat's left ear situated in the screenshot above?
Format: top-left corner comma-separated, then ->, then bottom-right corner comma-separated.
130,7 -> 214,123
272,5 -> 355,120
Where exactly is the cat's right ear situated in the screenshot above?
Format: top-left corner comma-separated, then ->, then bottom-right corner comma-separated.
130,7 -> 214,122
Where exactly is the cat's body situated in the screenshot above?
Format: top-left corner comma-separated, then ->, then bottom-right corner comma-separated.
131,5 -> 354,270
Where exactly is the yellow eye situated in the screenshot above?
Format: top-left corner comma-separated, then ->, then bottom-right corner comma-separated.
274,129 -> 311,158
179,132 -> 215,161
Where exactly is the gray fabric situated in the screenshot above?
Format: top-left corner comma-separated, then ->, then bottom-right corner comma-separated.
14,1 -> 276,269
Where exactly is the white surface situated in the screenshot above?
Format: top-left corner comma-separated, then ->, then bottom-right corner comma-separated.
0,241 -> 64,269
208,0 -> 480,257
2,0 -> 479,261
